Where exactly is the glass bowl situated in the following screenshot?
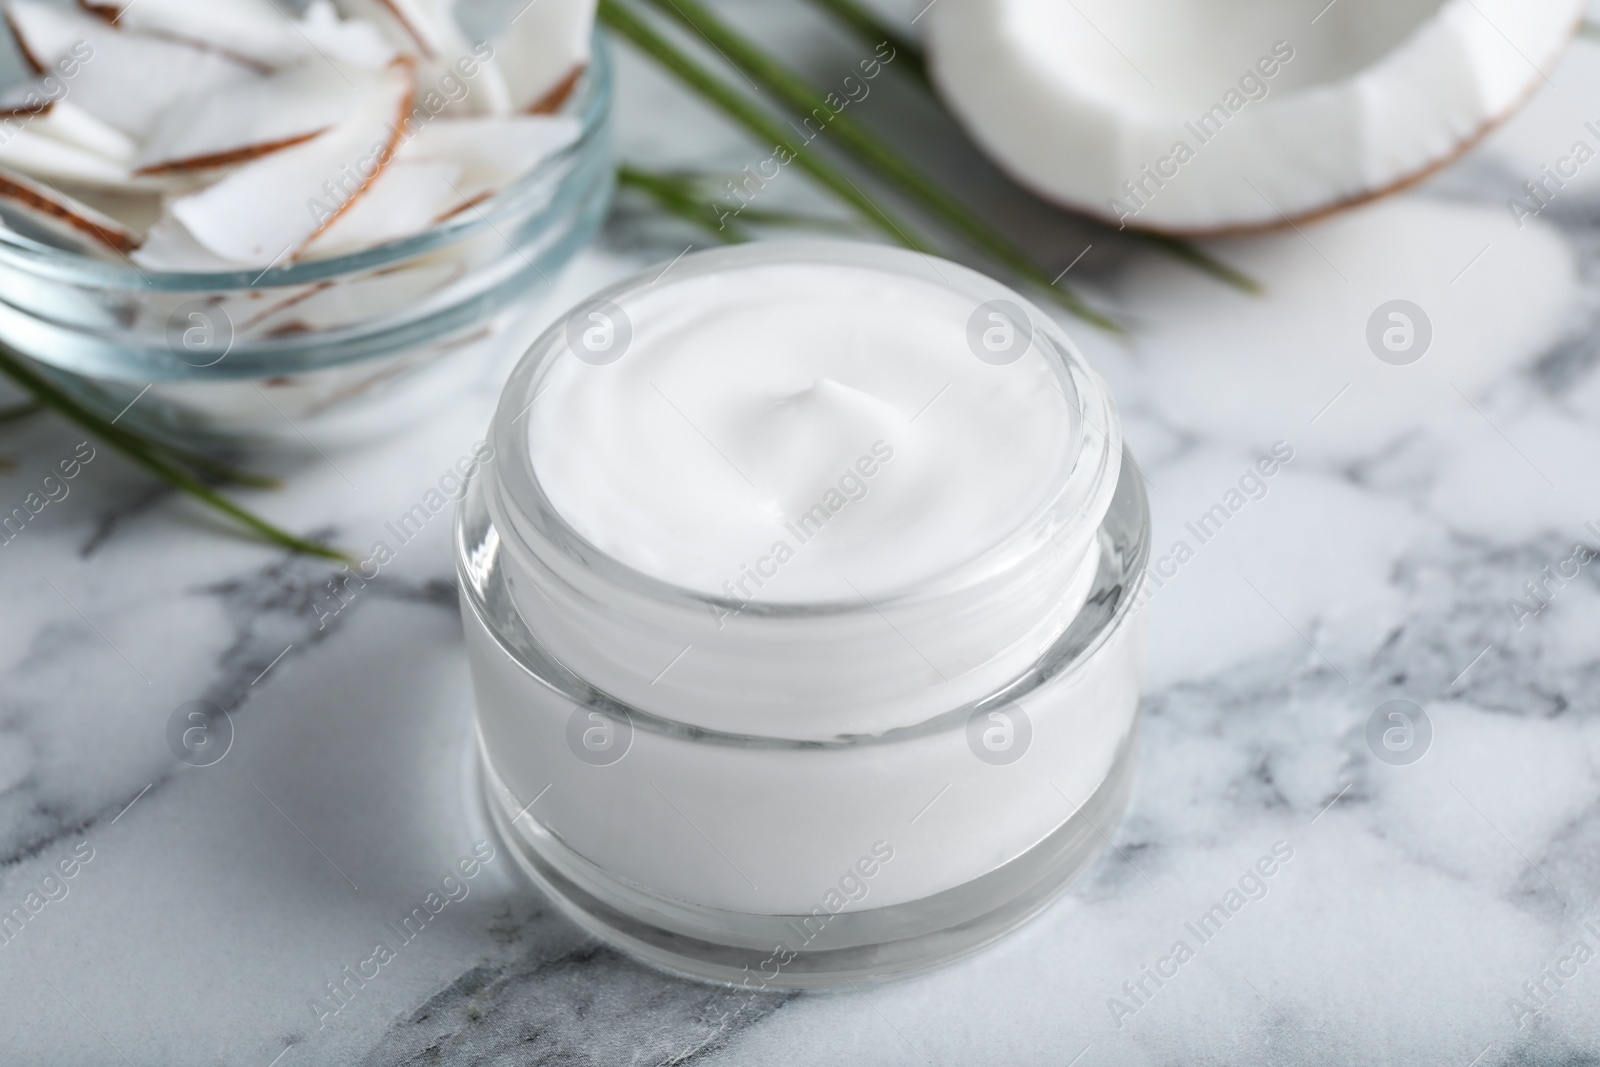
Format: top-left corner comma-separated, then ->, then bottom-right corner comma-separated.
0,14 -> 613,450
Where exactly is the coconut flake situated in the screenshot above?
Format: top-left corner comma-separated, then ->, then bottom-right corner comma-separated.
0,123 -> 150,189
167,58 -> 416,267
0,164 -> 136,253
80,0 -> 303,68
82,0 -> 401,72
297,0 -> 399,70
302,158 -> 460,258
0,80 -> 55,116
335,0 -> 462,59
6,0 -> 258,139
130,214 -> 251,272
489,0 -> 593,112
397,114 -> 580,196
299,114 -> 579,257
29,100 -> 137,164
136,62 -> 375,174
334,0 -> 505,117
0,1 -> 583,263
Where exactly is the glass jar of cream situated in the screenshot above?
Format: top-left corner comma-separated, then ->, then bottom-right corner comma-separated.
456,241 -> 1149,988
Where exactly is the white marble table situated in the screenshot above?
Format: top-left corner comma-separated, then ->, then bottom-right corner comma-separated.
5,4 -> 1600,1064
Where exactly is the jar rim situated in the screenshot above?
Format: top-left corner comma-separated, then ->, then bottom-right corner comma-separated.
484,240 -> 1125,617
457,449 -> 1150,746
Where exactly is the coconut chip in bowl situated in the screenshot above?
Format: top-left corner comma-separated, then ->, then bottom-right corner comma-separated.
0,0 -> 592,267
0,0 -> 612,451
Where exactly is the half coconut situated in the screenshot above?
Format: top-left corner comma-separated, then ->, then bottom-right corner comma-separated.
926,0 -> 1587,233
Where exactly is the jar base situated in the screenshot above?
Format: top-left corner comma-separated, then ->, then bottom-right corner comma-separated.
478,721 -> 1139,991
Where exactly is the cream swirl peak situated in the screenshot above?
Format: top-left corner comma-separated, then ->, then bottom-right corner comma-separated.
525,261 -> 1079,603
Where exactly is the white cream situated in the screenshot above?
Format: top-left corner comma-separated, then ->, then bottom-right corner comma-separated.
461,243 -> 1146,955
527,263 -> 1078,601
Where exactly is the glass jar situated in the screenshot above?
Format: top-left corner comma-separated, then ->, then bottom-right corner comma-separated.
0,25 -> 613,451
456,242 -> 1150,988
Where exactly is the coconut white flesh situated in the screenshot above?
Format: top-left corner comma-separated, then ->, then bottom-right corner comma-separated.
335,0 -> 462,59
6,0 -> 258,140
130,214 -> 252,272
0,165 -> 136,254
82,0 -> 395,71
79,0 -> 310,68
457,46 -> 513,115
395,113 -> 580,195
302,113 -> 579,257
167,59 -> 414,267
298,0 -> 399,69
410,49 -> 511,118
302,158 -> 461,258
335,0 -> 505,114
136,62 -> 374,174
0,123 -> 152,189
927,0 -> 1587,232
27,100 -> 137,164
489,0 -> 593,110
0,79 -> 54,114
60,182 -> 166,234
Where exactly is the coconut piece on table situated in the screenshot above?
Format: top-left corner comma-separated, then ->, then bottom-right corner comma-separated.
926,0 -> 1588,234
0,164 -> 137,254
6,0 -> 259,140
167,58 -> 415,268
488,0 -> 593,112
136,62 -> 376,174
395,114 -> 580,201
